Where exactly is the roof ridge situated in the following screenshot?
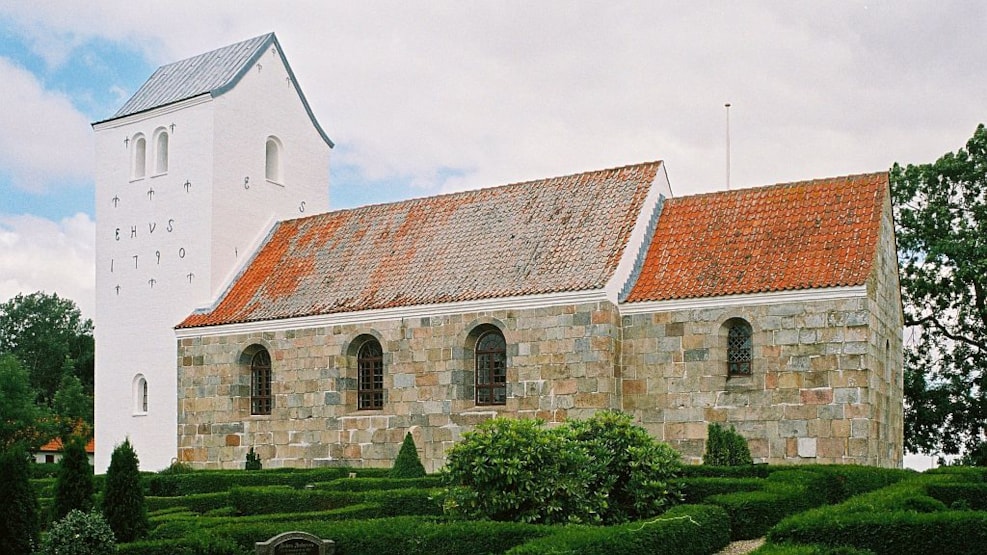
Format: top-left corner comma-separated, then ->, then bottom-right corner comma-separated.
671,171 -> 887,203
287,160 -> 664,223
156,32 -> 274,70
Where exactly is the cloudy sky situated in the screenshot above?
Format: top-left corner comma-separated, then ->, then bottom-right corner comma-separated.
1,1 -> 985,322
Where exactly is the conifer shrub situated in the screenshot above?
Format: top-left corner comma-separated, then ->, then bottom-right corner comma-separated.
101,438 -> 148,542
703,422 -> 753,466
0,445 -> 40,554
245,446 -> 262,470
53,435 -> 95,519
390,432 -> 427,478
39,510 -> 116,555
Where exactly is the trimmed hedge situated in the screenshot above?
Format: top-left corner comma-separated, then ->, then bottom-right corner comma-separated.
506,504 -> 730,555
229,486 -> 441,516
767,472 -> 987,554
925,483 -> 987,510
211,515 -> 552,555
314,476 -> 443,492
147,491 -> 231,514
706,470 -> 831,540
752,544 -> 875,555
681,465 -> 774,479
681,477 -> 764,503
769,509 -> 987,554
145,467 -> 390,496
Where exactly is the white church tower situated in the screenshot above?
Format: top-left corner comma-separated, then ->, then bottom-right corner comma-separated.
92,33 -> 332,471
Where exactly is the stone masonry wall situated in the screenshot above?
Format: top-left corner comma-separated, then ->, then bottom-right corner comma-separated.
177,301 -> 621,472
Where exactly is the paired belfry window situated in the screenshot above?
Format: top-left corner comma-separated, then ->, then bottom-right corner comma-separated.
357,339 -> 384,410
130,129 -> 168,179
475,330 -> 507,405
250,349 -> 273,415
726,319 -> 753,376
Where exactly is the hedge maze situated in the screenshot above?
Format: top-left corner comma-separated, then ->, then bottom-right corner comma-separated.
29,464 -> 987,554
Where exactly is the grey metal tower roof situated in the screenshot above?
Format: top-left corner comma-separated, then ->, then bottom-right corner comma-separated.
96,33 -> 333,147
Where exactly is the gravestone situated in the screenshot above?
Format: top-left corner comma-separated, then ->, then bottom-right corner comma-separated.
256,531 -> 335,555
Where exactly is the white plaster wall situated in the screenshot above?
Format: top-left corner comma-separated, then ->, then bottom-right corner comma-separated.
94,99 -> 216,472
210,43 -> 331,295
94,44 -> 331,472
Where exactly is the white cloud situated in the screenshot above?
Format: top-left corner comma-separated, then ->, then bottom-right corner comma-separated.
0,57 -> 93,192
3,1 -> 987,202
0,213 -> 95,319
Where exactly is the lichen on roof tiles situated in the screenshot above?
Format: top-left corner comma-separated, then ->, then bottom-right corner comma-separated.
179,161 -> 661,328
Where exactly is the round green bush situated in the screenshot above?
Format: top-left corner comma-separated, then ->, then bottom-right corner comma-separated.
39,510 -> 116,555
444,411 -> 682,524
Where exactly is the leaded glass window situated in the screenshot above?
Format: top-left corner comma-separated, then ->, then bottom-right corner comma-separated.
476,330 -> 507,405
358,339 -> 384,410
727,321 -> 753,376
251,349 -> 272,415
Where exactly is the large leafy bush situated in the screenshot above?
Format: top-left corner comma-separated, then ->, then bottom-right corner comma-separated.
444,411 -> 682,524
39,510 -> 115,555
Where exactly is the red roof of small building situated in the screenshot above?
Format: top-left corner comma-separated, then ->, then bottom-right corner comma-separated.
179,162 -> 661,328
624,172 -> 887,302
38,437 -> 95,454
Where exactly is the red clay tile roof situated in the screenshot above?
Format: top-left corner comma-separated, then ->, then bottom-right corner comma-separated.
179,162 -> 661,328
38,437 -> 95,454
624,172 -> 887,302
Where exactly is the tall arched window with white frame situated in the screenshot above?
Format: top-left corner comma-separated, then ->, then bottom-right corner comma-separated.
152,127 -> 169,174
133,374 -> 148,415
132,134 -> 146,179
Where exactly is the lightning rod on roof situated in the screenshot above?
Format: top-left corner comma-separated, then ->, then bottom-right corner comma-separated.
725,102 -> 732,190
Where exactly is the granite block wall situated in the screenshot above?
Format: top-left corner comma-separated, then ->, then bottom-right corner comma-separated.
177,301 -> 621,472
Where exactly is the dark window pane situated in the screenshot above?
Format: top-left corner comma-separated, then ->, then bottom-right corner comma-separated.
358,339 -> 384,410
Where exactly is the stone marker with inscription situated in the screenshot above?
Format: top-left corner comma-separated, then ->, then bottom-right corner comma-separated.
256,531 -> 335,555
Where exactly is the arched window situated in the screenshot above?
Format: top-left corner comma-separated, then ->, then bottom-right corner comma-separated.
475,329 -> 507,405
265,136 -> 282,182
250,349 -> 272,415
726,319 -> 753,376
357,339 -> 384,410
133,374 -> 148,414
153,128 -> 169,174
132,135 -> 146,179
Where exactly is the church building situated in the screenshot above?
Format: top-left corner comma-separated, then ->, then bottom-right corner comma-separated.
93,33 -> 903,473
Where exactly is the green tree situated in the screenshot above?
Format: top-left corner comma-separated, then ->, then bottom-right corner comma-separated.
891,124 -> 987,459
53,370 -> 94,438
54,435 -> 95,520
390,432 -> 427,478
0,445 -> 40,554
101,438 -> 148,542
0,292 -> 94,407
0,353 -> 55,450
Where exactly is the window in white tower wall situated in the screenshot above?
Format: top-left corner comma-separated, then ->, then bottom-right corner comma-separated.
133,374 -> 148,415
152,127 -> 169,174
132,134 -> 146,179
265,136 -> 283,183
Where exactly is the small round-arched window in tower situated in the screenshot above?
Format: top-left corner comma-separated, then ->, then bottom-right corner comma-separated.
265,136 -> 283,183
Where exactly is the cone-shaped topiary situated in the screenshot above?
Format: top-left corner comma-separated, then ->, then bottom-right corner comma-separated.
54,435 -> 94,520
390,432 -> 426,478
101,438 -> 147,542
0,445 -> 39,554
703,423 -> 753,466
